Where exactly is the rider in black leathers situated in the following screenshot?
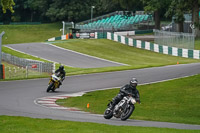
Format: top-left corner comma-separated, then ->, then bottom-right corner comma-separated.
55,65 -> 66,87
110,78 -> 140,109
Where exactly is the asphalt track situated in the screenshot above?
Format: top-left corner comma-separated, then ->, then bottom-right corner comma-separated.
6,43 -> 125,68
1,63 -> 200,130
1,43 -> 200,130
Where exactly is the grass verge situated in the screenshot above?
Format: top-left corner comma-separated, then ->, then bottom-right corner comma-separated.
52,39 -> 200,75
0,23 -> 62,44
195,39 -> 200,50
56,74 -> 200,125
0,116 -> 199,133
53,39 -> 200,66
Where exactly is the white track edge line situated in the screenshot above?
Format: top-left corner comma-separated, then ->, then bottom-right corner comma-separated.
46,43 -> 129,66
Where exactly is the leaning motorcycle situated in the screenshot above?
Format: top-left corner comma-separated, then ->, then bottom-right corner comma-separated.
104,95 -> 136,121
46,74 -> 61,92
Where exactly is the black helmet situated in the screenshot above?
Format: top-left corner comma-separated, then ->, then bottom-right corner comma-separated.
130,78 -> 138,87
59,65 -> 64,70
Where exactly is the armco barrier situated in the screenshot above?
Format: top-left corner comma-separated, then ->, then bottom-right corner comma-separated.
107,32 -> 200,59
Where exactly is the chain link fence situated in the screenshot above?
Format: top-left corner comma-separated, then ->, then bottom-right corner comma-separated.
4,66 -> 27,79
154,29 -> 195,50
2,52 -> 53,78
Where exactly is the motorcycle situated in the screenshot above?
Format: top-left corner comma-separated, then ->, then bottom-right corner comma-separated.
104,95 -> 136,121
46,74 -> 61,92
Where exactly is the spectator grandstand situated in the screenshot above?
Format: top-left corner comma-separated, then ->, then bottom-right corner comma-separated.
75,11 -> 153,32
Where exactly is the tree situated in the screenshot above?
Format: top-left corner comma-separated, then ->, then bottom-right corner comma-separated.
143,0 -> 171,30
189,0 -> 200,37
112,0 -> 142,11
1,0 -> 15,13
44,0 -> 119,22
45,0 -> 91,22
165,0 -> 200,33
165,0 -> 188,32
111,0 -> 143,12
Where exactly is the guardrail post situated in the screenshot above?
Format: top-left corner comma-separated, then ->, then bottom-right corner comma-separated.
52,62 -> 56,74
0,31 -> 5,79
26,66 -> 28,78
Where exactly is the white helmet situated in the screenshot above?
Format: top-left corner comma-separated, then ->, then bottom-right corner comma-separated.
130,78 -> 138,87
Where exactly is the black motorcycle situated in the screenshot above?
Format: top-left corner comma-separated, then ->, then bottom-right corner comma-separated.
104,95 -> 136,121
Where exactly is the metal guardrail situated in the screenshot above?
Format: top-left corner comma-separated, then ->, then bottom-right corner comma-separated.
2,52 -> 53,74
154,29 -> 195,50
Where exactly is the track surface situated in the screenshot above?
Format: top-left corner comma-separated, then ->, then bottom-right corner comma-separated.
1,43 -> 200,130
1,63 -> 200,130
6,43 -> 124,68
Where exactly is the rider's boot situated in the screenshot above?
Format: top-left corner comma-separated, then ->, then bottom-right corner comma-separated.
110,100 -> 117,110
58,81 -> 62,88
58,83 -> 61,88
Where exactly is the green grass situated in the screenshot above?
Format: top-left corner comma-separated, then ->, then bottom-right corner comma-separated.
56,74 -> 200,125
195,39 -> 200,50
0,23 -> 62,44
52,39 -> 200,75
0,116 -> 199,133
53,39 -> 200,66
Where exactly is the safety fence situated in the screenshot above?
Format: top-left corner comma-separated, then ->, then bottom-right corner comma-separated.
154,29 -> 195,50
4,66 -> 36,79
106,32 -> 200,59
2,52 -> 53,78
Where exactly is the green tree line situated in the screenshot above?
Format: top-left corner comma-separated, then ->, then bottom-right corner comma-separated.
0,0 -> 125,23
1,0 -> 200,35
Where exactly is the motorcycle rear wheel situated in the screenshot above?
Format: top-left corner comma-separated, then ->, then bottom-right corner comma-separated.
46,82 -> 54,92
104,108 -> 113,119
120,104 -> 135,121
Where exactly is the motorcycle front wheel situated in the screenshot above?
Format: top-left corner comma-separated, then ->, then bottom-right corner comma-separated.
120,104 -> 135,121
103,108 -> 113,119
46,82 -> 54,92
